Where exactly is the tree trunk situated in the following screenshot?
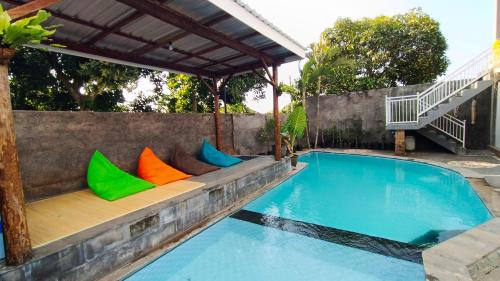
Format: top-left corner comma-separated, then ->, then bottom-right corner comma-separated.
48,54 -> 86,110
212,78 -> 222,150
0,51 -> 32,265
272,65 -> 281,161
301,87 -> 311,149
314,77 -> 321,148
191,92 -> 197,112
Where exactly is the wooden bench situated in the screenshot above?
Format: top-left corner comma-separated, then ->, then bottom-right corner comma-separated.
26,180 -> 205,248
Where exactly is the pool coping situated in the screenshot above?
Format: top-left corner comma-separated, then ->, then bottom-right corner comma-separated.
297,149 -> 500,281
101,162 -> 309,281
106,149 -> 500,281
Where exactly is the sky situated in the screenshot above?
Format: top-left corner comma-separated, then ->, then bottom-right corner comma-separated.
241,0 -> 495,113
126,0 -> 495,113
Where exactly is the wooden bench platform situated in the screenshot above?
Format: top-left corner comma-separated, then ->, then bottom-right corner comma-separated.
26,180 -> 205,248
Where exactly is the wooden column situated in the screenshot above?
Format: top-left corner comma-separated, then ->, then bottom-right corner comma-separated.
272,65 -> 282,161
0,49 -> 32,265
394,130 -> 406,156
212,78 -> 222,150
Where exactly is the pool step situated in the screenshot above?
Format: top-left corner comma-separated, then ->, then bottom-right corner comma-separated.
417,127 -> 466,154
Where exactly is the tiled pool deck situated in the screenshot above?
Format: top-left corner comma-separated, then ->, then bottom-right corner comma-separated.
300,149 -> 500,281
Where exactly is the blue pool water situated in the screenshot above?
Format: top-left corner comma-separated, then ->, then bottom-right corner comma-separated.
246,152 -> 492,244
126,152 -> 492,281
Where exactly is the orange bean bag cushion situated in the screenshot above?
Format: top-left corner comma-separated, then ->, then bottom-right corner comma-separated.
137,147 -> 191,185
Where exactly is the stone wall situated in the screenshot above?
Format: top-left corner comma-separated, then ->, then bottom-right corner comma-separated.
13,111 -> 269,201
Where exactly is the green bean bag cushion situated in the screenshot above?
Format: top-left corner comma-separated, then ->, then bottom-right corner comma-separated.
87,151 -> 155,201
198,139 -> 242,167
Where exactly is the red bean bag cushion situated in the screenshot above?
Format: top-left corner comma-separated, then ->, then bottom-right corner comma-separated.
137,147 -> 191,185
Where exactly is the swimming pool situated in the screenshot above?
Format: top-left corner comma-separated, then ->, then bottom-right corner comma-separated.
126,152 -> 492,281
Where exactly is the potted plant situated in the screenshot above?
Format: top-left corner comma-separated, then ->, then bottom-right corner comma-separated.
281,106 -> 307,167
0,5 -> 59,63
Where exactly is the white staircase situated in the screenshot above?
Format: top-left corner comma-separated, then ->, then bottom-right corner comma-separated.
385,48 -> 496,153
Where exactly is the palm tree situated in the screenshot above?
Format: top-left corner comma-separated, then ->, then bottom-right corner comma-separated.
304,35 -> 333,148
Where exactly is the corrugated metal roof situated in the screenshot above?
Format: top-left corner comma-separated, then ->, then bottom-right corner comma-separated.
3,0 -> 306,77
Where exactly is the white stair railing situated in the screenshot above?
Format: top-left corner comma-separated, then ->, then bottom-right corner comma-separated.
385,95 -> 418,124
386,47 -> 495,126
429,114 -> 466,148
418,48 -> 493,116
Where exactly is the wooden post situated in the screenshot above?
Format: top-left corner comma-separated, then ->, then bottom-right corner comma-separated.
272,65 -> 282,161
0,48 -> 32,265
394,130 -> 406,156
212,78 -> 222,150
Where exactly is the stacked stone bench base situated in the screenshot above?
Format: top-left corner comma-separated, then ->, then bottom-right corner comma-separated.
0,156 -> 291,281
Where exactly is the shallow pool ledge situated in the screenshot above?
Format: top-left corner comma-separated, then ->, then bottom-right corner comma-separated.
424,178 -> 500,281
423,218 -> 500,281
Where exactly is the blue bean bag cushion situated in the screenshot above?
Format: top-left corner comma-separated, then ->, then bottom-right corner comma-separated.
198,139 -> 242,167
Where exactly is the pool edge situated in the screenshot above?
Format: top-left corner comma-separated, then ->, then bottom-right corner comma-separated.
103,162 -> 308,281
297,149 -> 500,281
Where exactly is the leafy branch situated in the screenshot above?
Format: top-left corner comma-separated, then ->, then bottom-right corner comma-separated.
0,5 -> 59,49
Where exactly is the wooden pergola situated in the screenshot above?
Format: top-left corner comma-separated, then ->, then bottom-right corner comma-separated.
0,0 -> 305,265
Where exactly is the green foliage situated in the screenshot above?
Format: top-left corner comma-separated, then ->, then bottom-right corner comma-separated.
220,103 -> 256,114
165,72 -> 267,113
320,8 -> 448,91
281,106 -> 307,155
9,47 -> 151,111
165,74 -> 211,113
0,6 -> 58,49
278,82 -> 298,96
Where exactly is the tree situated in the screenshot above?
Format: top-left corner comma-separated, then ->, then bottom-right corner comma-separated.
322,8 -> 448,91
165,72 -> 267,113
9,47 -> 154,111
165,73 -> 212,113
304,35 -> 340,148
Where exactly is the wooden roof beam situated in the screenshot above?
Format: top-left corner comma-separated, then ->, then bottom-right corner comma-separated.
199,43 -> 280,69
115,0 -> 275,64
4,1 -> 228,67
171,31 -> 260,65
52,38 -> 215,77
6,0 -> 61,20
131,12 -> 232,56
214,55 -> 288,77
85,10 -> 145,45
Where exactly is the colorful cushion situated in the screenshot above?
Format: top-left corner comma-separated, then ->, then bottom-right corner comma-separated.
87,151 -> 155,201
137,147 -> 191,185
169,144 -> 220,176
198,139 -> 242,167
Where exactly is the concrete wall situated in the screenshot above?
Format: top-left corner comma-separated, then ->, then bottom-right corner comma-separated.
306,84 -> 430,146
13,111 -> 269,201
455,87 -> 492,149
306,84 -> 492,150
